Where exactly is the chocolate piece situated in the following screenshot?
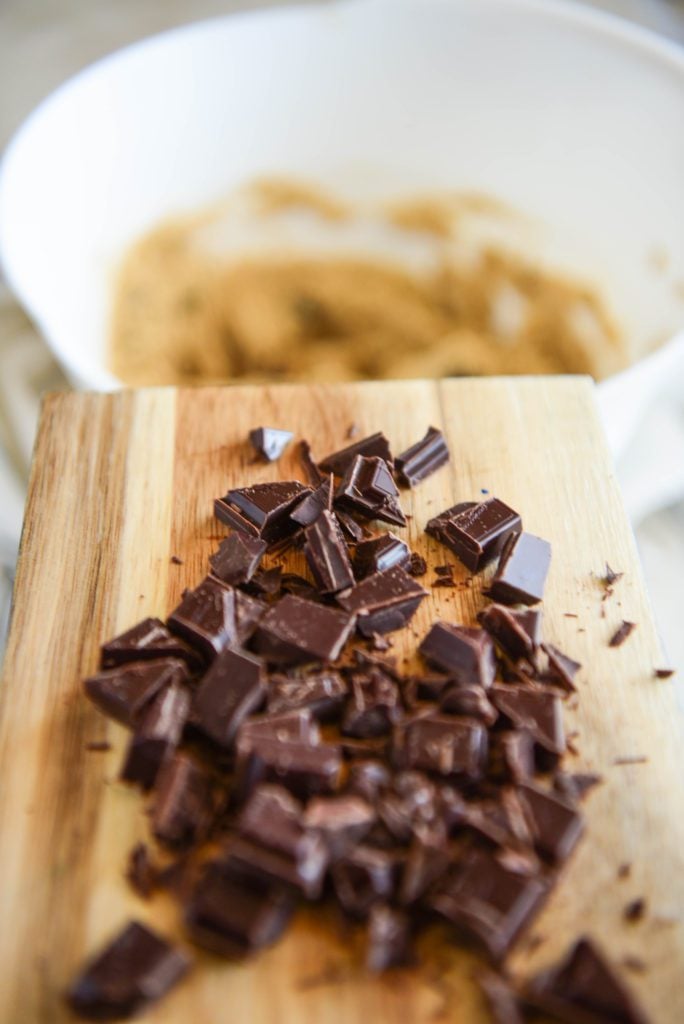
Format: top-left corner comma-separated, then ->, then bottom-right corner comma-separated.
304,794 -> 376,858
490,531 -> 551,606
126,843 -> 157,899
346,760 -> 392,804
185,862 -> 294,958
68,920 -> 190,1020
478,604 -> 542,662
335,508 -> 366,543
379,772 -> 441,845
280,572 -> 322,602
151,752 -> 215,848
121,681 -> 190,789
476,970 -> 525,1024
342,669 -> 403,738
410,672 -> 451,702
426,497 -> 522,572
419,623 -> 496,688
299,439 -> 324,486
440,684 -> 498,725
168,576 -> 264,661
353,533 -> 411,579
101,617 -> 200,671
291,474 -> 334,528
516,783 -> 584,864
193,647 -> 266,748
236,732 -> 343,799
248,427 -> 293,462
335,455 -> 406,527
239,708 -> 320,746
319,431 -> 393,476
624,898 -> 646,923
214,481 -> 310,542
253,594 -> 355,665
431,847 -> 549,961
609,620 -> 637,648
527,936 -> 650,1024
491,730 -> 536,784
366,905 -> 413,971
209,532 -> 266,586
340,736 -> 391,761
395,426 -> 449,487
337,566 -> 427,636
245,565 -> 283,598
408,552 -> 428,577
394,712 -> 487,780
553,771 -> 602,802
491,685 -> 565,756
267,671 -> 347,720
331,845 -> 397,918
303,510 -> 355,594
399,835 -> 451,904
542,642 -> 581,693
86,741 -> 112,752
85,658 -> 187,728
654,667 -> 675,679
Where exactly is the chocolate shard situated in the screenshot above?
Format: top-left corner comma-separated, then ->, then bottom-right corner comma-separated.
193,647 -> 266,748
419,622 -> 496,688
167,576 -> 264,661
335,508 -> 367,543
335,454 -> 406,527
395,426 -> 450,488
304,794 -> 376,859
290,474 -> 334,528
366,905 -> 413,971
236,731 -> 343,800
299,439 -> 324,486
214,480 -> 310,543
526,936 -> 650,1024
279,573 -> 323,603
353,532 -> 411,580
394,712 -> 488,780
430,847 -> 549,962
408,552 -> 428,577
409,672 -> 452,702
490,730 -> 536,784
541,642 -> 581,693
319,431 -> 393,477
346,759 -> 392,804
399,835 -> 452,905
126,843 -> 158,900
84,658 -> 188,728
331,845 -> 398,918
490,531 -> 552,606
491,685 -> 565,756
248,427 -> 293,462
440,683 -> 498,726
476,970 -> 525,1024
478,604 -> 542,662
121,681 -> 190,790
151,752 -> 215,848
252,593 -> 355,665
100,616 -> 201,671
239,708 -> 321,746
609,620 -> 637,648
342,669 -> 403,738
68,920 -> 191,1020
208,532 -> 267,586
337,565 -> 427,637
516,782 -> 584,865
267,670 -> 347,719
378,771 -> 442,846
303,510 -> 355,594
185,861 -> 295,958
426,497 -> 522,572
553,771 -> 602,803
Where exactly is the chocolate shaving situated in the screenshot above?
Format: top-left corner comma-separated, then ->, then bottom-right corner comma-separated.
609,620 -> 637,648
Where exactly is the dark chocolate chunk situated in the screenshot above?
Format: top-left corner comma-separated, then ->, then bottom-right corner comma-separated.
366,905 -> 413,971
440,683 -> 498,725
410,672 -> 452,703
279,573 -> 322,602
478,604 -> 542,662
609,620 -> 637,648
395,426 -> 449,488
346,759 -> 392,804
335,455 -> 406,527
335,508 -> 367,543
291,474 -> 334,527
654,667 -> 675,679
214,481 -> 310,543
491,730 -> 536,784
236,732 -> 343,799
490,531 -> 551,606
168,576 -> 263,661
553,771 -> 602,803
100,617 -> 200,671
239,708 -> 320,746
394,712 -> 488,780
126,843 -> 157,900
342,669 -> 403,738
491,685 -> 565,756
248,427 -> 293,462
209,532 -> 266,586
378,772 -> 442,845
121,681 -> 190,790
431,847 -> 549,961
340,736 -> 391,761
267,670 -> 347,719
419,622 -> 496,688
426,497 -> 522,572
252,593 -> 355,665
299,439 -> 324,486
304,794 -> 376,858
245,565 -> 283,598
85,658 -> 188,728
151,752 -> 215,848
331,845 -> 398,918
541,642 -> 581,693
526,936 -> 650,1024
303,510 -> 355,594
516,783 -> 584,865
399,835 -> 451,904
193,647 -> 266,748
407,552 -> 428,577
185,862 -> 295,958
68,920 -> 190,1020
337,565 -> 427,637
624,898 -> 646,923
353,533 -> 411,579
319,431 -> 393,476
476,970 -> 525,1024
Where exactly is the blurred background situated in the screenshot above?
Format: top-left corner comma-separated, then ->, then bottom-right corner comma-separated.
1,0 -> 684,670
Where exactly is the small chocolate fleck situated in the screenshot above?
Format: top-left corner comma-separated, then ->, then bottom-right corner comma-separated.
624,898 -> 646,923
654,667 -> 675,679
170,555 -> 183,565
613,755 -> 648,766
85,740 -> 112,752
618,863 -> 632,879
609,620 -> 637,648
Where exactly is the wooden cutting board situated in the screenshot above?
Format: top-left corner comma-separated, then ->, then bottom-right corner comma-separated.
1,377 -> 682,1024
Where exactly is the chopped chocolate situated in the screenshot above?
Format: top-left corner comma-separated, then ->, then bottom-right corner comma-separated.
303,510 -> 355,594
516,783 -> 584,865
85,658 -> 188,728
476,970 -> 525,1024
267,670 -> 347,720
603,563 -> 624,588
609,620 -> 637,648
168,576 -> 263,661
394,712 -> 488,780
239,708 -> 320,746
491,730 -> 536,784
252,594 -> 355,665
378,771 -> 442,845
419,623 -> 496,688
399,835 -> 451,904
86,740 -> 112,752
214,480 -> 310,543
407,552 -> 428,577
304,794 -> 376,858
193,647 -> 266,748
440,684 -> 498,726
395,426 -> 449,488
411,672 -> 452,702
426,497 -> 522,572
366,905 -> 413,971
490,531 -> 551,606
342,670 -> 403,738
331,845 -> 398,918
68,920 -> 190,1020
335,455 -> 406,527
319,431 -> 393,476
236,732 -> 343,799
337,565 -> 427,636
121,681 -> 190,790
299,439 -> 324,486
553,771 -> 602,802
291,474 -> 334,527
101,616 -> 200,670
151,752 -> 215,848
353,533 -> 411,579
654,667 -> 675,679
526,936 -> 650,1024
279,572 -> 322,602
491,685 -> 565,756
248,427 -> 293,462
340,736 -> 391,761
246,565 -> 283,598
541,642 -> 581,693
346,759 -> 392,804
126,843 -> 157,899
479,604 -> 542,662
209,532 -> 266,586
624,898 -> 646,923
335,508 -> 366,542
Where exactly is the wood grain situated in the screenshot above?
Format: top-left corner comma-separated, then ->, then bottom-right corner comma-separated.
0,377 -> 682,1023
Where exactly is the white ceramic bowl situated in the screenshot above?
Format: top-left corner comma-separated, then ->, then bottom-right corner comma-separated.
1,0 -> 684,512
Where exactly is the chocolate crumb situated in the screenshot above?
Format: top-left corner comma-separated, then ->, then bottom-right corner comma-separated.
604,563 -> 624,587
408,553 -> 428,577
609,620 -> 636,648
170,555 -> 183,565
618,863 -> 632,879
624,898 -> 646,923
654,667 -> 675,679
564,612 -> 578,618
126,843 -> 158,899
86,741 -> 112,752
613,755 -> 648,766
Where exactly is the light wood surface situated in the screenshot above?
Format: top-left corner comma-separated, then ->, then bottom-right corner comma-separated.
0,378 -> 682,1023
